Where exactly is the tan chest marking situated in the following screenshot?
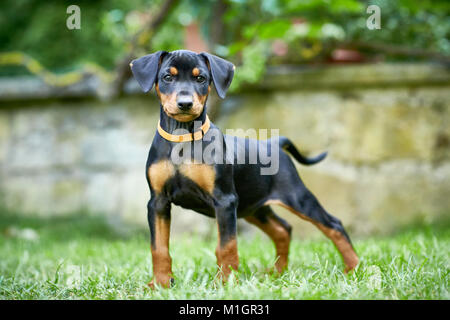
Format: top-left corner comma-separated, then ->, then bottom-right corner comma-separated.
179,163 -> 216,194
148,160 -> 175,194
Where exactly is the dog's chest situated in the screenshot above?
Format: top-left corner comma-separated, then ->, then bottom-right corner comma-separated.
147,160 -> 216,196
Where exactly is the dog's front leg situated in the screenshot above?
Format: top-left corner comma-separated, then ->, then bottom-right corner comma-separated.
147,198 -> 173,288
215,195 -> 239,282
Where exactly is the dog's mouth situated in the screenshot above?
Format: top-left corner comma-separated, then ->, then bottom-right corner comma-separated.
160,92 -> 207,122
164,108 -> 199,122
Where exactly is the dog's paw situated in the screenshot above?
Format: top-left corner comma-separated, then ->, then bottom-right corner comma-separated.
215,268 -> 239,286
265,265 -> 287,276
344,256 -> 359,274
147,277 -> 174,289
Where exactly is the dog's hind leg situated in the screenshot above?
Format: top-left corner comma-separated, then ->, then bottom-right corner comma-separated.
266,188 -> 359,273
245,206 -> 292,273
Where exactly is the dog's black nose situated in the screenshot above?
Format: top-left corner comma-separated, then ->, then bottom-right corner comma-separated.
177,96 -> 193,111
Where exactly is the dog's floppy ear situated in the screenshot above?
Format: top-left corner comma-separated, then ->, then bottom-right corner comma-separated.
200,52 -> 235,99
130,51 -> 167,93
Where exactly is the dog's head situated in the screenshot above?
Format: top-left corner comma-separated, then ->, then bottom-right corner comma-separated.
130,50 -> 235,122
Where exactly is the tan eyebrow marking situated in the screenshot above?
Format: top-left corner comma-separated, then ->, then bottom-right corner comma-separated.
169,67 -> 178,75
192,67 -> 200,77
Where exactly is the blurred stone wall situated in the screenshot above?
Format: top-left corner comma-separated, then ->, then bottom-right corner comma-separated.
0,63 -> 449,238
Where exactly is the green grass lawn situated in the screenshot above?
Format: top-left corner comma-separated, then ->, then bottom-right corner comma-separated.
0,212 -> 448,300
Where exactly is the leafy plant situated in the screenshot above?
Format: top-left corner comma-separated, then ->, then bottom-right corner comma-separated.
0,0 -> 448,88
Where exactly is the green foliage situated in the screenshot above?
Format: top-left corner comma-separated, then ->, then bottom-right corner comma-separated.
229,41 -> 269,91
344,0 -> 450,54
0,0 -> 448,86
0,0 -> 176,73
223,0 -> 449,87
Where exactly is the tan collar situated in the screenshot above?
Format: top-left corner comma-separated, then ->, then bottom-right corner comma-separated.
157,115 -> 211,142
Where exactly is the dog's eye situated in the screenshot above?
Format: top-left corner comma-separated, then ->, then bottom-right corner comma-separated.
195,76 -> 206,83
163,75 -> 173,82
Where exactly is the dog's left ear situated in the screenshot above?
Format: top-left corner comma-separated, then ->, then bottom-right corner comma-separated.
200,52 -> 235,99
130,51 -> 167,93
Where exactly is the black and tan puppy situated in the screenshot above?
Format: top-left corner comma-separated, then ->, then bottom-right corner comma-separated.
130,50 -> 359,288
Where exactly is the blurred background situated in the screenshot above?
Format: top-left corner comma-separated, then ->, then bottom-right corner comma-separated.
0,0 -> 449,239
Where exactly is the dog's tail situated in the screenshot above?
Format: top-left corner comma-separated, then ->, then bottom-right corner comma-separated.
279,136 -> 327,165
